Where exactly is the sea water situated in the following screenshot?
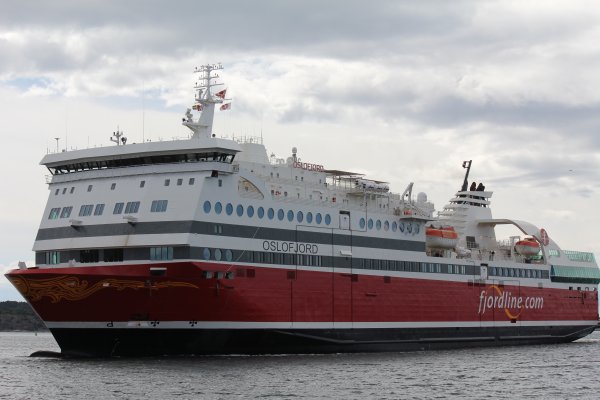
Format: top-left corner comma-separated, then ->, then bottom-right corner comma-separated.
0,331 -> 598,399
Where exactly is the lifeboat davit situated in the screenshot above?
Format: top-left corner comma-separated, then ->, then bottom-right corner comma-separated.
426,226 -> 459,249
515,238 -> 540,256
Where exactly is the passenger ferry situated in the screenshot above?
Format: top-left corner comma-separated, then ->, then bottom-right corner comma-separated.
6,64 -> 599,356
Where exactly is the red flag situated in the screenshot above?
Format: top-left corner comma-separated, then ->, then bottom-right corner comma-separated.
215,89 -> 227,99
220,103 -> 231,111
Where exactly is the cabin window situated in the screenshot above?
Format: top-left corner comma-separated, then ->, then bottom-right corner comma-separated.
111,183 -> 116,190
79,204 -> 93,216
60,207 -> 72,218
150,246 -> 173,261
203,201 -> 211,213
189,178 -> 195,185
113,202 -> 124,214
93,204 -> 105,216
226,203 -> 233,215
215,202 -> 223,214
54,189 -> 59,195
177,178 -> 183,186
48,208 -> 61,220
140,180 -> 145,188
124,201 -> 140,214
151,200 -> 168,213
87,185 -> 93,192
46,251 -> 61,265
257,207 -> 265,219
164,179 -> 170,186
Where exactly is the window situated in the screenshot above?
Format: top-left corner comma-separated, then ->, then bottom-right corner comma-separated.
278,209 -> 285,220
287,210 -> 294,221
80,249 -> 99,263
218,179 -> 222,187
110,183 -> 116,190
368,219 -> 373,229
203,201 -> 212,213
177,178 -> 183,186
225,249 -> 233,262
237,204 -> 244,216
307,212 -> 313,224
104,248 -> 123,262
140,180 -> 145,188
376,220 -> 381,230
392,221 -> 398,232
79,204 -> 93,216
164,179 -> 170,186
151,200 -> 168,212
60,207 -> 72,218
113,202 -> 124,214
226,203 -> 233,215
202,248 -> 211,260
215,202 -> 223,214
62,188 -> 67,194
189,178 -> 195,185
94,204 -> 105,216
215,249 -> 222,261
268,208 -> 275,219
48,208 -> 61,220
297,211 -> 304,223
359,218 -> 366,229
87,185 -> 93,192
124,201 -> 140,214
70,187 -> 75,194
247,205 -> 255,218
258,207 -> 265,219
316,213 -> 322,224
384,221 -> 389,231
54,189 -> 59,195
46,251 -> 60,265
150,246 -> 173,260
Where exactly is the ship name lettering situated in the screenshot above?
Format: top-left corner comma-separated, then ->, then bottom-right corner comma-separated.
262,240 -> 318,254
293,161 -> 324,172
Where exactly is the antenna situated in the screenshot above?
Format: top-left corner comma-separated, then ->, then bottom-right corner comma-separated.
54,137 -> 60,153
110,128 -> 127,146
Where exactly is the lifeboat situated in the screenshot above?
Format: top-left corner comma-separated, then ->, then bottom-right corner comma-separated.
426,226 -> 459,249
515,238 -> 540,257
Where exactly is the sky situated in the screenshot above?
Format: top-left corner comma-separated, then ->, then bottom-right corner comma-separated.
2,0 -> 600,300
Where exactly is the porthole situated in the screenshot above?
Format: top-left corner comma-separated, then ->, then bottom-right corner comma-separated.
268,208 -> 275,219
368,219 -> 374,230
278,209 -> 285,220
226,203 -> 233,215
247,205 -> 255,218
258,207 -> 265,219
392,221 -> 397,232
225,249 -> 233,262
297,211 -> 304,223
236,205 -> 244,216
399,222 -> 405,232
214,202 -> 223,214
376,220 -> 382,230
287,210 -> 294,222
203,201 -> 211,213
325,214 -> 331,226
414,224 -> 420,234
202,248 -> 211,260
316,213 -> 322,224
306,212 -> 313,223
215,248 -> 222,261
360,218 -> 366,229
384,221 -> 389,231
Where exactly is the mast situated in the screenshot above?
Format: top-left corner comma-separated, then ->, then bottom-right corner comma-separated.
182,63 -> 228,139
460,160 -> 472,191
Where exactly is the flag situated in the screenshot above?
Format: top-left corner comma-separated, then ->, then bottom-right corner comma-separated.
192,104 -> 203,111
462,160 -> 471,168
215,89 -> 227,99
220,103 -> 231,111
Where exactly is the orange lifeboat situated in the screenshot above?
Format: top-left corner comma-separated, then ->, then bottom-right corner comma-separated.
426,226 -> 459,249
515,237 -> 540,256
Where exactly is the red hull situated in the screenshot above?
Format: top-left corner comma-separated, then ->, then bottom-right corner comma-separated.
6,262 -> 598,355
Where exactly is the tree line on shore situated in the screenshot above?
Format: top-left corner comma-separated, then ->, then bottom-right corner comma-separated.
0,301 -> 47,331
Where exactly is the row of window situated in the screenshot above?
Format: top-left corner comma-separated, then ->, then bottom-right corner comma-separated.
48,200 -> 168,219
489,266 -> 545,279
360,218 -> 421,235
39,248 -> 548,281
53,178 -> 197,196
48,152 -> 235,175
203,201 -> 333,226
